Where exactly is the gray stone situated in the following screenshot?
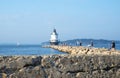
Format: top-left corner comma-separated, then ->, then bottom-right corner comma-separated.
0,54 -> 120,78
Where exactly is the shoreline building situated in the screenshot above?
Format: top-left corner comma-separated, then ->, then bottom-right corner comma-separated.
50,29 -> 59,45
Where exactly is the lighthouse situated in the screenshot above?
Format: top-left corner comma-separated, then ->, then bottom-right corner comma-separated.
50,29 -> 59,45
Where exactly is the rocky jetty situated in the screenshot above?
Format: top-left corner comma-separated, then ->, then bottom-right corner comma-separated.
0,46 -> 120,78
48,45 -> 120,55
0,54 -> 120,78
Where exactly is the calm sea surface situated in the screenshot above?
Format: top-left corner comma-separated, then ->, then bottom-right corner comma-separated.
0,45 -> 66,56
84,43 -> 120,50
0,43 -> 120,56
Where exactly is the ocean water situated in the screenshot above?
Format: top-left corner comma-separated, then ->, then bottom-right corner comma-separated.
92,43 -> 120,50
0,45 -> 66,56
83,43 -> 120,50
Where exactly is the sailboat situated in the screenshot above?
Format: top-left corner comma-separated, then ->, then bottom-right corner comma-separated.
17,42 -> 20,46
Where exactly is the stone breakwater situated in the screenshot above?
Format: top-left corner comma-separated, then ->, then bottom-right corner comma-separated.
48,45 -> 120,55
0,46 -> 120,78
0,55 -> 120,78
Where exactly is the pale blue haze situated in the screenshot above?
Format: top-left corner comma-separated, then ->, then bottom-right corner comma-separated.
0,0 -> 120,44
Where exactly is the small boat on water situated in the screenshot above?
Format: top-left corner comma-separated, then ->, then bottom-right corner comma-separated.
17,42 -> 20,46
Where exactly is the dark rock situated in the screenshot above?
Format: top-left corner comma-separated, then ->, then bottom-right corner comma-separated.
0,55 -> 120,78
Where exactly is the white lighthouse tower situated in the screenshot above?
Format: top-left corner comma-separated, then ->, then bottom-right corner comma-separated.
50,29 -> 59,45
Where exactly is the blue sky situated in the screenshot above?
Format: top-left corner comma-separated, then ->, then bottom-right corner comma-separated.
0,0 -> 120,44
